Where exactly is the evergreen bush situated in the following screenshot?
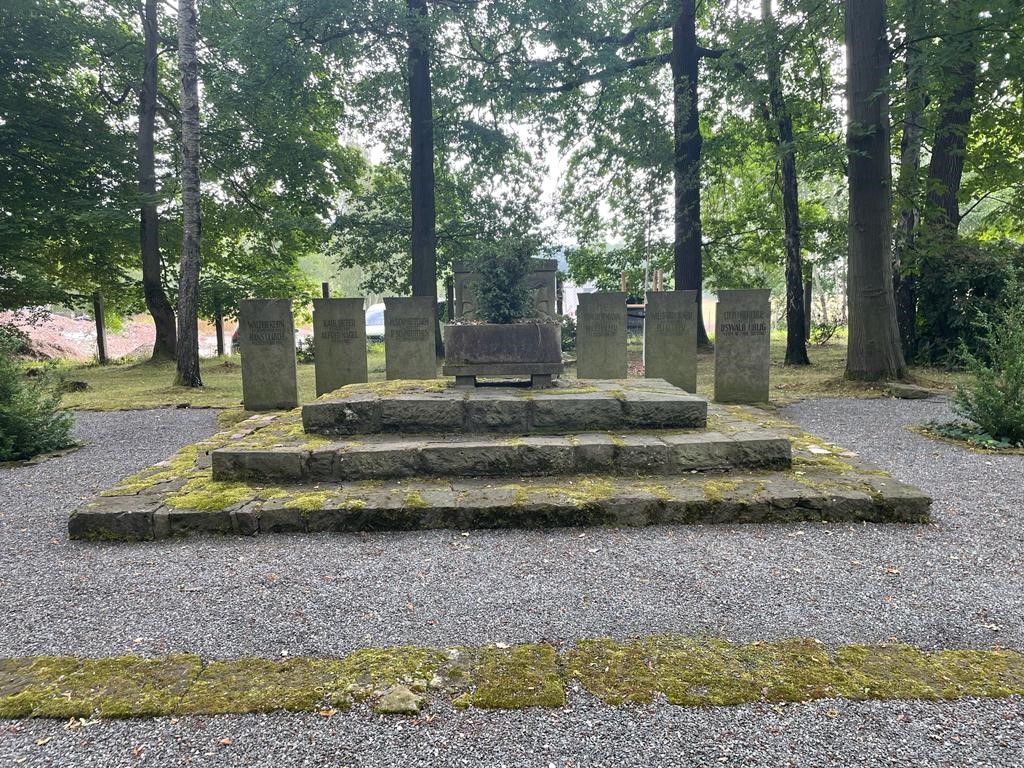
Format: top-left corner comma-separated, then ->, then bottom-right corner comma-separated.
0,339 -> 75,461
474,241 -> 534,324
953,284 -> 1024,445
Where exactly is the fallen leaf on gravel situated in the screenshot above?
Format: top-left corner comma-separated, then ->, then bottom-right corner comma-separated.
219,738 -> 232,747
36,738 -> 50,746
319,709 -> 337,718
883,565 -> 901,576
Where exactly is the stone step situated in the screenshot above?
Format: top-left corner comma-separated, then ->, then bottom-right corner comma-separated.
69,470 -> 932,541
211,430 -> 791,483
301,379 -> 707,436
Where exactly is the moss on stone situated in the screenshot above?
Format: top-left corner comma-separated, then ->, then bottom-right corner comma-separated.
404,491 -> 428,509
179,658 -> 346,715
702,479 -> 740,503
165,476 -> 256,512
2,640 -> 1022,720
462,644 -> 565,709
0,655 -> 202,719
323,380 -> 449,401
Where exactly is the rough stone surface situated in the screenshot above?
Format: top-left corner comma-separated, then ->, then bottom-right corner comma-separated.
304,379 -> 707,436
644,290 -> 699,392
211,429 -> 792,482
384,297 -> 437,380
577,292 -> 627,379
239,299 -> 299,411
312,298 -> 368,396
373,684 -> 425,715
714,289 -> 771,404
883,382 -> 934,400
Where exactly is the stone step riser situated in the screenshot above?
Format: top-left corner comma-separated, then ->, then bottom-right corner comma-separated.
302,394 -> 708,436
211,434 -> 791,483
69,486 -> 930,541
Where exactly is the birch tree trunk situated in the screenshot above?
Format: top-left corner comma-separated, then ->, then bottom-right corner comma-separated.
844,0 -> 906,380
175,0 -> 202,387
139,0 -> 177,361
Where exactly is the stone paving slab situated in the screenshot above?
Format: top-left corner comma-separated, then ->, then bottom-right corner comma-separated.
302,378 -> 708,435
210,429 -> 793,483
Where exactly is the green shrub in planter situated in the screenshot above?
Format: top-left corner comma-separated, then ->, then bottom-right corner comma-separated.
474,241 -> 534,324
953,285 -> 1024,444
0,339 -> 75,461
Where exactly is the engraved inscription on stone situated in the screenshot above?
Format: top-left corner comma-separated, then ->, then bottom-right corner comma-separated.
320,317 -> 359,342
590,313 -> 620,338
390,316 -> 430,342
714,288 -> 771,404
717,308 -> 769,338
247,320 -> 286,345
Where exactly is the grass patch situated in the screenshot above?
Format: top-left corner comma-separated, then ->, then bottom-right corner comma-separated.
51,339 -> 966,413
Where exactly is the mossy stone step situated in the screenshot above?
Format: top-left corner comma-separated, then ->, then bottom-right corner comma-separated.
210,430 -> 792,483
302,378 -> 708,436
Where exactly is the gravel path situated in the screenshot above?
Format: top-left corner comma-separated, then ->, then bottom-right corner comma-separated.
1,399 -> 1021,659
2,399 -> 1024,765
3,695 -> 1022,767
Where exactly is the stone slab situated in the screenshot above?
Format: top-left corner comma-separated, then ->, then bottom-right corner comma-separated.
714,289 -> 771,404
211,429 -> 793,483
384,297 -> 437,380
577,292 -> 627,379
303,380 -> 708,436
644,290 -> 699,392
313,298 -> 368,397
239,299 -> 299,411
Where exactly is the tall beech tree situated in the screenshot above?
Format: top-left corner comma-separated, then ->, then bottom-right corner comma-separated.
175,0 -> 202,387
761,0 -> 809,365
138,0 -> 177,360
844,0 -> 905,380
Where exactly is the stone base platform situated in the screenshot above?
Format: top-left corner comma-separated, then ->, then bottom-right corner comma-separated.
68,399 -> 932,541
302,379 -> 707,436
210,429 -> 791,483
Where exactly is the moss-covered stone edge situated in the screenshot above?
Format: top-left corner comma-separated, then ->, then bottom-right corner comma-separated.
2,638 -> 1022,720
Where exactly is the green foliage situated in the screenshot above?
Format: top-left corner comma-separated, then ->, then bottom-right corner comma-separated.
0,340 -> 74,461
920,421 -> 1022,452
915,239 -> 1024,364
561,315 -> 577,352
952,285 -> 1024,444
474,242 -> 535,324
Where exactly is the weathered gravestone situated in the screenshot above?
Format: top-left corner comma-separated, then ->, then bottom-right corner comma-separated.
644,290 -> 699,392
714,289 -> 771,403
385,297 -> 437,380
576,292 -> 627,379
453,259 -> 559,322
313,298 -> 368,396
239,299 -> 298,411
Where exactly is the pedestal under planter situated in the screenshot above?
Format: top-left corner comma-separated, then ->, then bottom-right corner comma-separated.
443,322 -> 563,387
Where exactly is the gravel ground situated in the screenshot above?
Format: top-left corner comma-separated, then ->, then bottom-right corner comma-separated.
2,399 -> 1024,765
2,694 -> 1022,767
1,399 -> 1021,659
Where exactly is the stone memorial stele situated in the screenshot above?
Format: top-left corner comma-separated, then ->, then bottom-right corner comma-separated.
239,298 -> 299,411
313,298 -> 368,396
385,296 -> 437,380
714,288 -> 771,403
453,258 -> 558,322
644,290 -> 699,392
576,292 -> 627,379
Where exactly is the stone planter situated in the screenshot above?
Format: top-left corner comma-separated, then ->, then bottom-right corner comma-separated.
442,322 -> 563,387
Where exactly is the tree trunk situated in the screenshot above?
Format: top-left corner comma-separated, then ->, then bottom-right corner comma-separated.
93,292 -> 108,365
139,0 -> 177,361
671,0 -> 710,347
844,0 -> 906,381
925,58 -> 977,231
763,0 -> 808,366
407,0 -> 442,356
175,0 -> 202,387
892,0 -> 926,359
